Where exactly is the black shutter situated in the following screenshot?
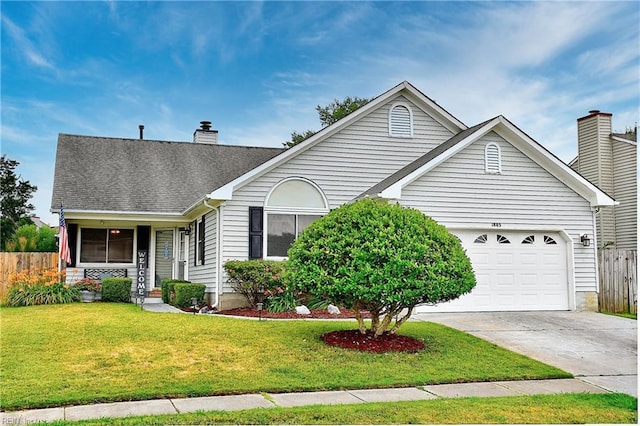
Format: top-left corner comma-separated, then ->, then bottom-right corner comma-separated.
248,206 -> 263,259
193,220 -> 197,267
199,215 -> 205,265
67,223 -> 78,267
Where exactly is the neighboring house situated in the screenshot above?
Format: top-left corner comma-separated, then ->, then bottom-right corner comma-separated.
51,81 -> 615,312
569,111 -> 637,250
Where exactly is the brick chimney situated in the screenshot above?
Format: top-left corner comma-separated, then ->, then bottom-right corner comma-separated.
193,121 -> 218,144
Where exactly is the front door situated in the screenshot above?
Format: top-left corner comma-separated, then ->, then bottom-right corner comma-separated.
155,229 -> 174,289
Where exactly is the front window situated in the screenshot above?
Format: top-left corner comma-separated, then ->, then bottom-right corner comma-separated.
80,228 -> 134,263
267,213 -> 322,257
265,178 -> 328,258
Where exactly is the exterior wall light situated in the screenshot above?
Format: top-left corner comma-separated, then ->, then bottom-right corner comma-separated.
580,234 -> 591,247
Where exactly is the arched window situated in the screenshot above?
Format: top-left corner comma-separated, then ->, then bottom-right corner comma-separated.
485,143 -> 502,174
264,178 -> 328,258
388,103 -> 413,137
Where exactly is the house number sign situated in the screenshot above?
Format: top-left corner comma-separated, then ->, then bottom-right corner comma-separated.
137,250 -> 147,298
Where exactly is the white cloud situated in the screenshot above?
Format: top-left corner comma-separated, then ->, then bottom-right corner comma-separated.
1,14 -> 55,69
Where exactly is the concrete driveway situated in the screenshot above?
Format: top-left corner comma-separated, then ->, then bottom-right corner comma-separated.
412,311 -> 637,397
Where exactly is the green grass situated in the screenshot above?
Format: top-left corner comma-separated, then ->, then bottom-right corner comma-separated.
1,303 -> 570,411
50,394 -> 638,425
601,311 -> 637,320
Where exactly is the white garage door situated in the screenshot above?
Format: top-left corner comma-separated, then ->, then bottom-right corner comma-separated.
416,230 -> 570,312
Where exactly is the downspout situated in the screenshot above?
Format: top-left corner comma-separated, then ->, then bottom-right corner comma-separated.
202,198 -> 220,309
216,204 -> 224,310
592,208 -> 600,296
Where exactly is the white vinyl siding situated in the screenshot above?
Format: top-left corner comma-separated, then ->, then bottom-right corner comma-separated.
220,95 -> 455,293
400,131 -> 598,294
189,209 -> 217,290
612,141 -> 637,249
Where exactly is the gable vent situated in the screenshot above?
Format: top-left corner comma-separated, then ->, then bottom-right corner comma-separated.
485,143 -> 502,174
389,103 -> 413,137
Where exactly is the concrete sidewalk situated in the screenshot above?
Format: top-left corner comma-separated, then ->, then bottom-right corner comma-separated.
1,378 -> 611,423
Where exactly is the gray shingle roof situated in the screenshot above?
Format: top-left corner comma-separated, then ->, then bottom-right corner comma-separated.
358,118 -> 496,198
51,134 -> 285,213
611,132 -> 638,142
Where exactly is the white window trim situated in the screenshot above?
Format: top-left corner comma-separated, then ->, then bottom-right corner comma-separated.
76,226 -> 137,267
484,142 -> 502,174
388,102 -> 414,138
264,177 -> 329,260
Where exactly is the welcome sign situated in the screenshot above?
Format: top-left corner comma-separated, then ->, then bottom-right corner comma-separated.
137,250 -> 147,298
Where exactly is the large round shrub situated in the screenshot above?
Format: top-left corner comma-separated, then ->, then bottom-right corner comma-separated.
286,198 -> 476,337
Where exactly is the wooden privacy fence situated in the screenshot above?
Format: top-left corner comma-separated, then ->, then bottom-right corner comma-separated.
0,252 -> 58,299
598,249 -> 637,314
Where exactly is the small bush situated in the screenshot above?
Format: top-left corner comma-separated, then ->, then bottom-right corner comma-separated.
73,278 -> 102,292
101,277 -> 133,303
224,260 -> 285,308
161,279 -> 190,304
304,294 -> 332,310
263,285 -> 298,312
5,282 -> 80,307
2,267 -> 73,307
173,283 -> 206,308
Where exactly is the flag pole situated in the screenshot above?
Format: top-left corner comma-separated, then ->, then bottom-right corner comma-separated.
58,203 -> 63,282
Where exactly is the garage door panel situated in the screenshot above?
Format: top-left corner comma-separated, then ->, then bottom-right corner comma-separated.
496,253 -> 513,265
496,273 -> 515,286
417,230 -> 569,313
543,253 -> 563,266
520,253 -> 538,265
473,253 -> 490,266
520,273 -> 538,286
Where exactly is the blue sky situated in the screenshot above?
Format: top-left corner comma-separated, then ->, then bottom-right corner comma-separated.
2,1 -> 639,225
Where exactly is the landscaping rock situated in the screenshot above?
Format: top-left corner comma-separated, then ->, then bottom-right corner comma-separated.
327,304 -> 341,315
199,306 -> 209,314
295,305 -> 311,315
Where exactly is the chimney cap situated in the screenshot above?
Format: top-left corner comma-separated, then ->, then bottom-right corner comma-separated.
199,121 -> 212,131
588,110 -> 601,114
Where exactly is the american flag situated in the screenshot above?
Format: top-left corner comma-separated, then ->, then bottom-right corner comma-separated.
59,204 -> 71,264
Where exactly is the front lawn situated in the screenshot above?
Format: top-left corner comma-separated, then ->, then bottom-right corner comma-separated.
50,393 -> 638,425
1,303 -> 570,411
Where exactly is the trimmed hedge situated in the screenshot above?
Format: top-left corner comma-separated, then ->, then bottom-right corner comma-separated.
161,279 -> 190,304
102,277 -> 133,303
173,283 -> 206,308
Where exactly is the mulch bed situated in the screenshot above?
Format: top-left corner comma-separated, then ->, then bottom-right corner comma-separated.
214,307 -> 423,353
321,329 -> 425,353
215,307 -> 369,320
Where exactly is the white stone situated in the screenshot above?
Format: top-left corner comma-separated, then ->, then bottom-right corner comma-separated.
327,304 -> 341,315
295,305 -> 311,315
